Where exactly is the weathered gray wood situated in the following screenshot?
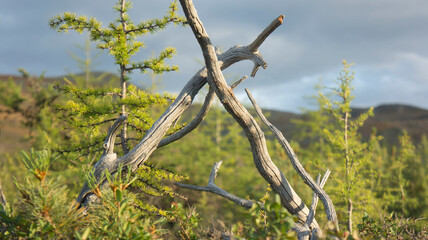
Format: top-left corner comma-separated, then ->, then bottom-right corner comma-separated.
77,9 -> 285,207
245,88 -> 337,223
306,170 -> 331,227
179,0 -> 319,232
0,179 -> 7,208
158,87 -> 215,148
76,115 -> 126,206
175,161 -> 261,209
159,75 -> 248,148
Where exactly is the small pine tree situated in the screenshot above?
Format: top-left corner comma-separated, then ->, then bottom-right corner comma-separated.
49,0 -> 188,217
382,132 -> 428,217
318,60 -> 381,234
49,0 -> 187,159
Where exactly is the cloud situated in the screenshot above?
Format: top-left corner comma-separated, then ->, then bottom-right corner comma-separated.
352,52 -> 428,109
1,0 -> 427,112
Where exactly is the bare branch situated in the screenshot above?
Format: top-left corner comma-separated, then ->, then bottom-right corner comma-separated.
306,170 -> 331,227
0,179 -> 7,208
158,75 -> 248,148
103,115 -> 127,154
230,75 -> 248,89
77,3 -> 290,214
76,115 -> 127,206
306,174 -> 322,227
179,0 -> 320,232
175,161 -> 261,209
247,15 -> 284,52
158,86 -> 215,148
245,88 -> 337,223
294,170 -> 331,240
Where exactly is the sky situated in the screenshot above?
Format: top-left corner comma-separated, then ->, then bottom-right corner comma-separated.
1,0 -> 427,113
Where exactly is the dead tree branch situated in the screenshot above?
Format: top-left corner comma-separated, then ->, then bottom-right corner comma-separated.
76,6 -> 285,208
179,0 -> 320,233
0,179 -> 7,208
245,88 -> 336,222
159,75 -> 248,148
175,161 -> 261,209
158,86 -> 215,148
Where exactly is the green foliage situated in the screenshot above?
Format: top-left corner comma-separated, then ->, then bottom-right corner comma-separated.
317,60 -> 381,232
81,187 -> 155,240
0,77 -> 24,112
49,0 -> 186,160
374,132 -> 428,217
132,161 -> 187,200
52,82 -> 176,159
21,149 -> 58,183
289,61 -> 428,236
234,192 -> 297,240
154,105 -> 270,224
169,202 -> 202,240
48,1 -> 188,223
0,150 -> 83,239
49,0 -> 186,74
1,151 -> 178,239
358,212 -> 428,239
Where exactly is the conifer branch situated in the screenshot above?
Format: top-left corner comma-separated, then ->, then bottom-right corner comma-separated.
57,139 -> 105,155
127,123 -> 145,133
71,118 -> 118,129
125,18 -> 182,34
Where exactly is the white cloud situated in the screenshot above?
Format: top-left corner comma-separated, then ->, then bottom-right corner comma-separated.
1,0 -> 428,112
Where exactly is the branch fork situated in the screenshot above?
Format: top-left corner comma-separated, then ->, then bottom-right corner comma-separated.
74,1 -> 337,239
175,161 -> 260,209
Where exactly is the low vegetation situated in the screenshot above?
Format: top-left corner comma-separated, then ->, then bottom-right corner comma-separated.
1,0 -> 427,239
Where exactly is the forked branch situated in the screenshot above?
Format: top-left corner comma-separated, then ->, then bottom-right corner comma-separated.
77,4 -> 287,208
179,0 -> 320,234
245,88 -> 337,222
158,75 -> 248,148
175,161 -> 261,209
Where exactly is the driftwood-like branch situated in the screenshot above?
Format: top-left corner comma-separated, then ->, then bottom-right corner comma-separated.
76,115 -> 127,206
77,5 -> 283,206
0,179 -> 7,207
245,88 -> 337,222
231,75 -> 248,89
175,161 -> 260,209
293,170 -> 331,240
158,87 -> 215,148
159,75 -> 248,148
306,170 -> 331,227
103,115 -> 128,155
179,0 -> 320,232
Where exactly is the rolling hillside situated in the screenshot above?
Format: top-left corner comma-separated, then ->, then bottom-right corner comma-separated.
267,104 -> 428,146
1,73 -> 427,155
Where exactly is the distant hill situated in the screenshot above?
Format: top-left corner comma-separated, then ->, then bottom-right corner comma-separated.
2,73 -> 427,154
267,104 -> 428,146
0,71 -> 119,89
